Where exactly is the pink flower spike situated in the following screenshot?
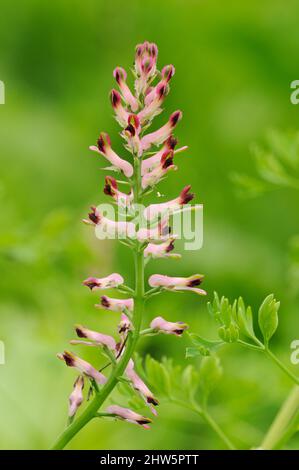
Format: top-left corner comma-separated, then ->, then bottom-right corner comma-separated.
144,65 -> 175,106
144,238 -> 181,260
113,67 -> 139,112
148,274 -> 206,295
141,150 -> 177,189
89,132 -> 133,177
125,359 -> 159,415
150,316 -> 189,336
57,351 -> 107,385
83,273 -> 124,291
118,313 -> 131,335
110,89 -> 131,127
141,136 -> 178,175
96,296 -> 134,313
68,375 -> 84,418
138,83 -> 168,124
141,110 -> 182,151
74,325 -> 116,350
103,176 -> 133,209
106,405 -> 152,429
144,185 -> 194,220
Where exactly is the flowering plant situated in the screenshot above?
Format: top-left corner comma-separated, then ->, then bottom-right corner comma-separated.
52,42 -> 205,449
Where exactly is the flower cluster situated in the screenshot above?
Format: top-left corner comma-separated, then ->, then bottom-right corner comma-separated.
57,41 -> 205,434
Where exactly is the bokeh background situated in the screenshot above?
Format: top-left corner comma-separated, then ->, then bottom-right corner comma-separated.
1,0 -> 299,450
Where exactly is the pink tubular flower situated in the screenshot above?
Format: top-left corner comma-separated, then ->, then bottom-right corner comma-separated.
134,41 -> 158,97
144,238 -> 181,260
148,274 -> 206,295
68,375 -> 84,418
142,135 -> 179,174
106,405 -> 152,429
89,132 -> 133,177
144,185 -> 194,220
110,89 -> 131,127
70,325 -> 116,350
141,150 -> 176,189
125,359 -> 159,415
83,206 -> 136,239
83,273 -> 124,291
122,114 -> 142,157
57,351 -> 107,385
136,218 -> 171,243
103,176 -> 133,209
141,110 -> 182,151
118,313 -> 131,335
144,65 -> 175,106
150,316 -> 189,336
138,83 -> 168,124
113,67 -> 139,112
96,296 -> 134,313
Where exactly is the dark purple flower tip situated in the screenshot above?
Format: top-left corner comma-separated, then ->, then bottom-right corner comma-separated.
83,277 -> 101,290
75,325 -> 87,338
179,185 -> 195,205
161,150 -> 174,169
100,296 -> 110,308
110,89 -> 121,108
61,351 -> 75,367
161,64 -> 175,82
157,83 -> 167,99
97,132 -> 111,154
170,110 -> 182,127
147,396 -> 159,406
113,66 -> 126,84
166,135 -> 178,150
137,417 -> 152,425
88,206 -> 101,225
165,239 -> 175,253
187,276 -> 204,287
103,176 -> 118,196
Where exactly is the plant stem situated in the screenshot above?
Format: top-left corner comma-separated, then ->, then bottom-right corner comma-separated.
260,386 -> 299,449
265,349 -> 299,385
51,153 -> 144,450
171,399 -> 235,450
201,409 -> 236,450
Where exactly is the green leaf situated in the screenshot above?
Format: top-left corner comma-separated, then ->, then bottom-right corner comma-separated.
198,356 -> 222,404
181,365 -> 200,400
186,347 -> 207,358
144,355 -> 171,398
258,294 -> 280,346
187,333 -> 224,356
235,297 -> 256,340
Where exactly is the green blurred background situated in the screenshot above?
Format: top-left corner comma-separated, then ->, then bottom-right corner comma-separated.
1,0 -> 299,450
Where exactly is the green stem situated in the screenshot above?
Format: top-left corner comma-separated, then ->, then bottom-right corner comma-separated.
260,386 -> 299,449
265,349 -> 299,385
51,153 -> 144,450
171,399 -> 235,450
201,409 -> 236,450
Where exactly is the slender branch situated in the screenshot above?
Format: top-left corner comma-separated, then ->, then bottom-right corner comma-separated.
260,386 -> 299,449
170,398 -> 235,450
265,349 -> 299,385
201,409 -> 236,450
